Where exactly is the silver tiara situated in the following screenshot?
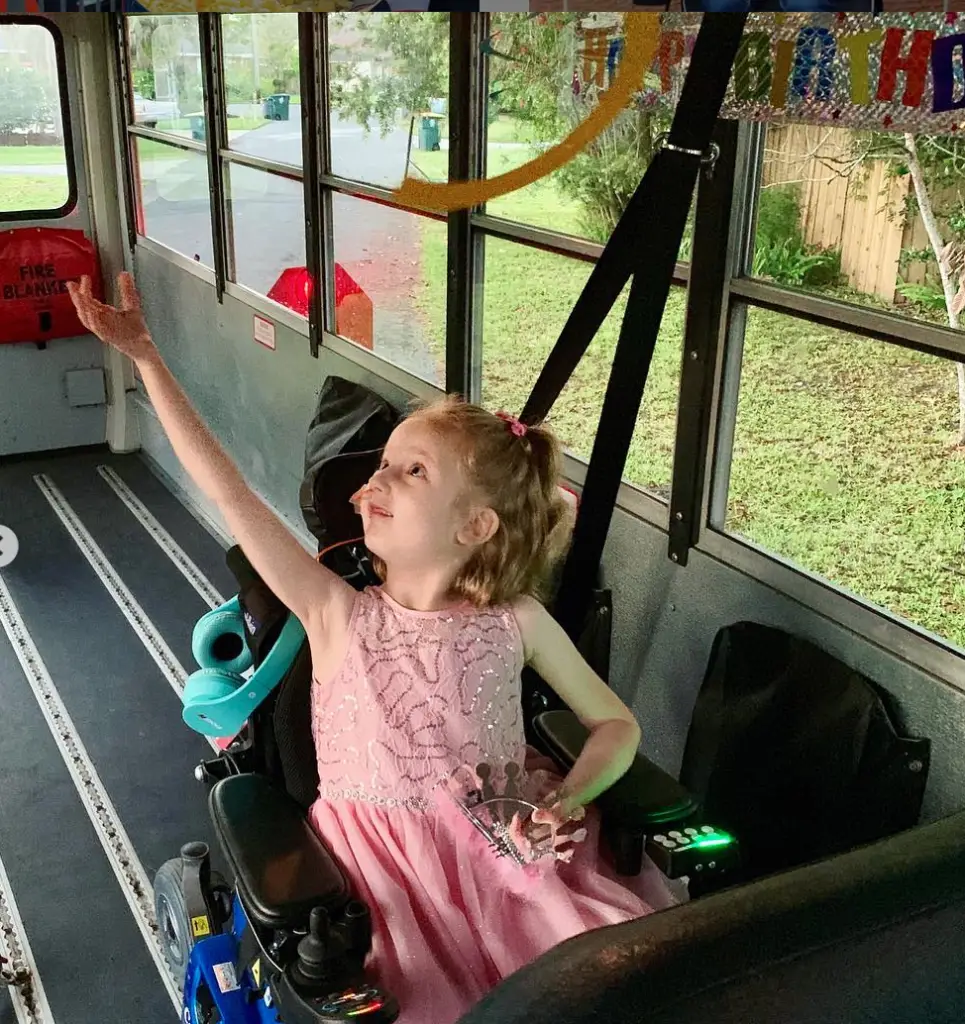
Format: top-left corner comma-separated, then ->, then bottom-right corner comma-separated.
447,761 -> 587,866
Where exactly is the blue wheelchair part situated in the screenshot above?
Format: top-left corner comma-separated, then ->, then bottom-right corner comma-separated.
192,597 -> 254,677
182,890 -> 395,1023
182,899 -> 272,1024
182,609 -> 306,738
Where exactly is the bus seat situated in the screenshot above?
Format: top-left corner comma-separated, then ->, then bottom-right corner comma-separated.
455,808 -> 965,1024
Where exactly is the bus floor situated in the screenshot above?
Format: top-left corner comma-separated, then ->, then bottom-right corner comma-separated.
0,446 -> 239,1024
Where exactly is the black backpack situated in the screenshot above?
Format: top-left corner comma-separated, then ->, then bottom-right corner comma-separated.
680,621 -> 931,884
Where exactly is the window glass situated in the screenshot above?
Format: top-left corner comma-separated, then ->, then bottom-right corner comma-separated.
221,14 -> 302,168
723,306 -> 965,651
328,13 -> 449,190
481,236 -> 684,500
330,191 -> 446,386
0,21 -> 73,217
227,164 -> 305,305
483,12 -> 692,257
753,124 -> 965,337
132,137 -> 212,266
126,16 -> 205,140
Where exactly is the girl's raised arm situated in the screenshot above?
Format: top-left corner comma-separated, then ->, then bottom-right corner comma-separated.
68,273 -> 352,637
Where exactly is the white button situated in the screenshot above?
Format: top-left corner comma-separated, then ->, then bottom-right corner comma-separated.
669,830 -> 682,838
701,826 -> 715,834
0,525 -> 19,569
685,828 -> 698,836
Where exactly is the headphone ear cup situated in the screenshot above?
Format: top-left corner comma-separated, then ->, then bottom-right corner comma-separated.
192,607 -> 253,676
183,668 -> 244,707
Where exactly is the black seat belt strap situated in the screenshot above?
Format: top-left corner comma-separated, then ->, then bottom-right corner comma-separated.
521,14 -> 745,427
550,14 -> 747,639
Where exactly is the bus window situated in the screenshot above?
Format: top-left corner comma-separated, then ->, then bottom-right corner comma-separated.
0,18 -> 76,220
124,15 -> 213,266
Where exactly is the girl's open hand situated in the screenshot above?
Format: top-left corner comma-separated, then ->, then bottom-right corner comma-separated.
67,272 -> 157,365
530,789 -> 586,831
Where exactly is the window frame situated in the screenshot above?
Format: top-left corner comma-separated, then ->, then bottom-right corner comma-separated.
0,15 -> 79,223
696,120 -> 965,684
112,13 -> 965,679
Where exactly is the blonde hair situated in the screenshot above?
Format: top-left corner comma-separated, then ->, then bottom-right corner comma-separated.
373,395 -> 573,607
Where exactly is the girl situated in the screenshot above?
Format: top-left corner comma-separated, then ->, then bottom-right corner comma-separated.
68,273 -> 681,1023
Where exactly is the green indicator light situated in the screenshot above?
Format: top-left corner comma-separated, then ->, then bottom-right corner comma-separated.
691,837 -> 734,849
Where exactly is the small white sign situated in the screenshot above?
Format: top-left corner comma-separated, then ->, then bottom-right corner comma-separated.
253,315 -> 276,350
213,961 -> 240,994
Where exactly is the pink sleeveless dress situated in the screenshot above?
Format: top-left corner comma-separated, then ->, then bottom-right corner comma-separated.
308,586 -> 681,1024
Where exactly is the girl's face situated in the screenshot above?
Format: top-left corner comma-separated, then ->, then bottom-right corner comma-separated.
354,418 -> 496,575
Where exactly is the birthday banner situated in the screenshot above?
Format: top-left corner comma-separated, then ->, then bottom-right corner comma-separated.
585,13 -> 965,135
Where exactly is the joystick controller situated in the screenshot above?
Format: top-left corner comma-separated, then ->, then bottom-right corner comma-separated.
279,904 -> 399,1023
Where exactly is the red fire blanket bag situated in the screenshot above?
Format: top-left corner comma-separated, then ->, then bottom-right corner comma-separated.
0,227 -> 102,345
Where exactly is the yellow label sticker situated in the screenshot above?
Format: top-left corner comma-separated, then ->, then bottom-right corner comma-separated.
190,915 -> 211,938
251,958 -> 261,987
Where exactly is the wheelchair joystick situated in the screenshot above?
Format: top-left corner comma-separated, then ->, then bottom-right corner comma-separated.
291,907 -> 338,990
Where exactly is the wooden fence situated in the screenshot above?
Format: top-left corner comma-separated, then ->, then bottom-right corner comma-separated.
762,123 -> 944,301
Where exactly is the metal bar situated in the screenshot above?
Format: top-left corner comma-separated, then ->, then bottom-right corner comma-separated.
112,13 -> 137,251
300,13 -> 325,358
319,172 -> 448,224
217,149 -> 303,181
445,13 -> 481,399
473,212 -> 691,286
667,119 -> 739,567
704,119 -> 760,531
126,125 -> 207,155
318,14 -> 336,335
199,14 -> 228,303
731,277 -> 965,364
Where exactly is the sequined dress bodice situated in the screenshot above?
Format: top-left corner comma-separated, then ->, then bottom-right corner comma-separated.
311,587 -> 528,812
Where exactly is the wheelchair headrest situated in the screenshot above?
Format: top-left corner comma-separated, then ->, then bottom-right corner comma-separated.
456,810 -> 965,1024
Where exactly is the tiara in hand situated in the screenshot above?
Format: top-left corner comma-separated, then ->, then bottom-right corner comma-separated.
447,762 -> 587,866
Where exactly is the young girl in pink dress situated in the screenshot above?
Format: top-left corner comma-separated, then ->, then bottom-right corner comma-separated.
69,273 -> 681,1024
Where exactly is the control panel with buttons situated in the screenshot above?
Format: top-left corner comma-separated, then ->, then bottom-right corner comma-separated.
644,824 -> 740,881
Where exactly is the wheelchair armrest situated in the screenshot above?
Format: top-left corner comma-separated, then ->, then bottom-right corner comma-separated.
209,773 -> 350,932
533,710 -> 699,874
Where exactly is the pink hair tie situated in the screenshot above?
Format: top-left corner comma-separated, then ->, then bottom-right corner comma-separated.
496,410 -> 528,438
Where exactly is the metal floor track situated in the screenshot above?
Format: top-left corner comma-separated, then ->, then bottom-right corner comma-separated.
0,448 -> 239,1024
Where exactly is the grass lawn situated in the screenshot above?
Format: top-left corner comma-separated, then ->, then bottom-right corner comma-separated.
409,149 -> 965,650
0,175 -> 71,213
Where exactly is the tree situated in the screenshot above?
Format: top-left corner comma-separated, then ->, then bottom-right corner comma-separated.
327,12 -> 665,242
328,12 -> 449,135
0,60 -> 54,135
851,130 -> 965,447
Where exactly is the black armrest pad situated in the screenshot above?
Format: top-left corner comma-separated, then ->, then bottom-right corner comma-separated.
209,773 -> 348,932
533,710 -> 698,830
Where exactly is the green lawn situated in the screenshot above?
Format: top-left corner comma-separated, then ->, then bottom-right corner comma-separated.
0,175 -> 71,213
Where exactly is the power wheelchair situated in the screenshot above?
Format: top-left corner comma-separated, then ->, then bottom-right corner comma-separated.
157,376 -> 937,1024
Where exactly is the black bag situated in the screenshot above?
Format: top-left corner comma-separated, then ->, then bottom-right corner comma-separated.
299,376 -> 402,572
679,621 -> 931,884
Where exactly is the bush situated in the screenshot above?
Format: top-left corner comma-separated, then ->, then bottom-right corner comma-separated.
757,183 -> 803,251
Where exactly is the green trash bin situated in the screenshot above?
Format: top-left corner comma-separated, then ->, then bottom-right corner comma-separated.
263,94 -> 291,121
189,114 -> 205,141
419,115 -> 441,152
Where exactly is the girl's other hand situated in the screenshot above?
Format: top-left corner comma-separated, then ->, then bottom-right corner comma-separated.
67,272 -> 158,366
